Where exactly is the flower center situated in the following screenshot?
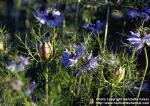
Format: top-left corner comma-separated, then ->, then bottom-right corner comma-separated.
47,13 -> 55,20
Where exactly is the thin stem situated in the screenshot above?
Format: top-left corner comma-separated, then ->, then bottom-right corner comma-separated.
52,28 -> 56,55
131,48 -> 136,60
103,4 -> 109,51
45,67 -> 49,104
77,76 -> 82,96
96,89 -> 100,106
74,0 -> 80,40
137,47 -> 148,98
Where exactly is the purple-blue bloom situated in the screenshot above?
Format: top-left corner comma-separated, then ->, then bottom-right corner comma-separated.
127,31 -> 150,50
34,6 -> 63,28
7,55 -> 30,72
140,12 -> 150,21
61,44 -> 85,68
83,20 -> 105,33
7,61 -> 17,72
72,53 -> 99,76
127,7 -> 150,21
127,9 -> 139,19
86,53 -> 99,71
18,55 -> 30,65
25,81 -> 39,96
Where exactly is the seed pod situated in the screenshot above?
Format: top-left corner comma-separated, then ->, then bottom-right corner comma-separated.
8,79 -> 24,92
0,42 -> 4,51
38,42 -> 53,60
112,67 -> 125,84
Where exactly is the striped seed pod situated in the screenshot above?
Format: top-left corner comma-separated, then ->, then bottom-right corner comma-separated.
0,42 -> 4,51
112,67 -> 125,85
8,79 -> 24,92
38,42 -> 53,60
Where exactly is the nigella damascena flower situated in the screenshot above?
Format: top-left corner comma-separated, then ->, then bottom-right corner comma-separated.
127,9 -> 139,19
7,55 -> 30,72
7,61 -> 17,72
72,53 -> 99,76
61,44 -> 85,67
127,7 -> 150,21
17,55 -> 30,71
18,55 -> 30,65
34,6 -> 63,28
140,12 -> 149,21
25,81 -> 39,96
83,20 -> 105,33
127,31 -> 150,50
86,53 -> 99,71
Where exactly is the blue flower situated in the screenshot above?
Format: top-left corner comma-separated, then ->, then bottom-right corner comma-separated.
7,55 -> 30,72
127,7 -> 150,21
7,61 -> 17,72
140,12 -> 150,21
34,6 -> 63,28
25,81 -> 39,96
18,55 -> 30,65
127,9 -> 139,19
61,44 -> 85,67
127,31 -> 150,50
72,53 -> 99,76
86,53 -> 99,71
83,20 -> 105,33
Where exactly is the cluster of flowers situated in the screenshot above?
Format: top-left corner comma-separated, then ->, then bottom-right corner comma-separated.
6,55 -> 39,96
127,7 -> 150,91
5,5 -> 150,96
61,44 -> 99,76
33,6 -> 107,74
32,5 -> 150,90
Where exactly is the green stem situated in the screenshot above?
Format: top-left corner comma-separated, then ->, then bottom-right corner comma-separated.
45,67 -> 49,104
137,47 -> 148,98
103,4 -> 109,51
96,89 -> 100,106
131,48 -> 136,60
74,0 -> 80,40
77,76 -> 82,96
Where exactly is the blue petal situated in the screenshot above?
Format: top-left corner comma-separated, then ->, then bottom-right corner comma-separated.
83,20 -> 105,33
127,9 -> 139,19
61,44 -> 85,68
145,34 -> 150,46
140,12 -> 150,21
142,7 -> 150,15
